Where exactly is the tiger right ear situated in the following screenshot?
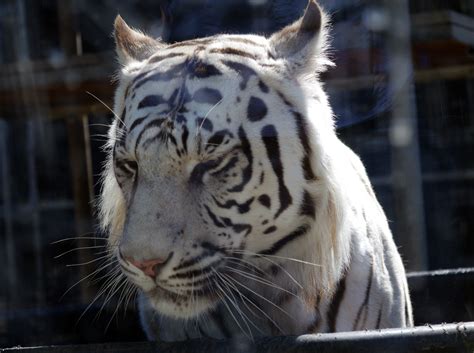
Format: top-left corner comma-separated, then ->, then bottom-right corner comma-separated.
114,15 -> 164,65
269,0 -> 331,74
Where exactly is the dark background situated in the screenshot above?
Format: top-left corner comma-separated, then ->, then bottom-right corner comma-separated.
1,0 -> 474,347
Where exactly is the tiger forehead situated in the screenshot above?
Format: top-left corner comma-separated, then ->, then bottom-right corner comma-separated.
143,36 -> 273,70
153,35 -> 271,58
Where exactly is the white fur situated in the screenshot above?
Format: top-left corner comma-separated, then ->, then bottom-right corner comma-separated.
99,0 -> 413,341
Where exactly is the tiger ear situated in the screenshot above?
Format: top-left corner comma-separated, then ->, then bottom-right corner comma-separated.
269,0 -> 332,73
114,15 -> 164,65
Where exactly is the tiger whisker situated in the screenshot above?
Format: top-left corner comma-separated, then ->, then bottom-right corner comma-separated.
217,274 -> 255,340
123,283 -> 137,319
89,123 -> 114,128
54,245 -> 109,259
195,99 -> 223,137
89,266 -> 121,286
86,91 -> 124,125
217,271 -> 264,336
223,270 -> 294,320
94,273 -> 126,323
75,267 -> 121,325
66,253 -> 113,267
231,249 -> 323,268
226,249 -> 304,290
220,272 -> 285,334
51,235 -> 107,245
106,279 -> 131,331
223,266 -> 300,300
212,270 -> 252,340
60,260 -> 118,300
223,257 -> 266,277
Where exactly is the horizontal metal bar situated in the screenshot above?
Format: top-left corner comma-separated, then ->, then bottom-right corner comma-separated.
408,267 -> 474,278
2,322 -> 474,353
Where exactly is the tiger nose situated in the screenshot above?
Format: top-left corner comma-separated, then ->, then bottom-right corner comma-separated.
125,253 -> 172,277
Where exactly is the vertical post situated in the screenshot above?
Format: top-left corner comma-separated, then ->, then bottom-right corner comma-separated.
384,0 -> 428,270
14,0 -> 46,307
27,120 -> 45,306
0,122 -> 18,307
57,0 -> 97,302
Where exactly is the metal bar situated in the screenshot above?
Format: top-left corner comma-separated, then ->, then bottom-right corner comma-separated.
1,322 -> 473,353
384,0 -> 428,271
407,267 -> 474,278
0,121 -> 18,308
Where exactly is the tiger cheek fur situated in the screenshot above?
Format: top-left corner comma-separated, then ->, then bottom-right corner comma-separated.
99,0 -> 413,342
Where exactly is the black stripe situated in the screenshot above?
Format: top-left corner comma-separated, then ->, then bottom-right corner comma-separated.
118,107 -> 126,130
405,284 -> 412,326
129,114 -> 149,133
210,47 -> 257,60
201,241 -> 226,254
189,61 -> 223,78
204,205 -> 225,228
299,190 -> 316,219
259,225 -> 309,256
221,60 -> 257,90
173,253 -> 210,272
134,118 -> 166,153
327,273 -> 347,332
261,125 -> 292,218
191,158 -> 225,184
220,217 -> 252,236
181,125 -> 189,153
258,80 -> 269,93
133,61 -> 186,90
213,196 -> 254,214
168,38 -> 213,48
167,132 -> 177,146
375,303 -> 383,329
137,95 -> 167,109
293,111 -> 317,181
210,156 -> 239,176
381,235 -> 404,326
353,263 -> 373,330
205,129 -> 232,151
196,117 -> 213,132
258,194 -> 271,208
247,96 -> 268,122
277,91 -> 316,181
228,127 -> 253,193
115,160 -> 137,175
148,52 -> 186,64
263,226 -> 277,234
193,87 -> 223,105
169,259 -> 222,279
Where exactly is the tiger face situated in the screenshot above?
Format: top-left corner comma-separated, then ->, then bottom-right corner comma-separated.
102,0 -> 333,320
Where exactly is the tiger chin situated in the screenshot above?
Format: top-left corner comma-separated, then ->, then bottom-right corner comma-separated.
99,0 -> 413,342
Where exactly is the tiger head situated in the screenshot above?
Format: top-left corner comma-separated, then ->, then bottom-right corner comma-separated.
100,0 -> 348,320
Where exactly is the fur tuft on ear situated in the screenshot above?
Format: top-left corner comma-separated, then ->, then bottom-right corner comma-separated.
114,15 -> 164,65
269,0 -> 332,74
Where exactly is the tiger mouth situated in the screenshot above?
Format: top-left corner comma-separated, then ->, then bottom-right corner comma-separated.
148,280 -> 218,300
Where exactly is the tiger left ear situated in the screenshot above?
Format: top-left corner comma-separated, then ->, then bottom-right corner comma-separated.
114,15 -> 164,65
269,0 -> 331,73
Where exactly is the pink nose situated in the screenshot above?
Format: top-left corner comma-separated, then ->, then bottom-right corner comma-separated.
126,257 -> 166,277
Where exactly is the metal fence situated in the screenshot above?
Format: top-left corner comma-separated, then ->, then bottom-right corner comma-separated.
2,322 -> 474,353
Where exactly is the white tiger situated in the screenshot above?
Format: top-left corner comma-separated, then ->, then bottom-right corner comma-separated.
99,0 -> 413,341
